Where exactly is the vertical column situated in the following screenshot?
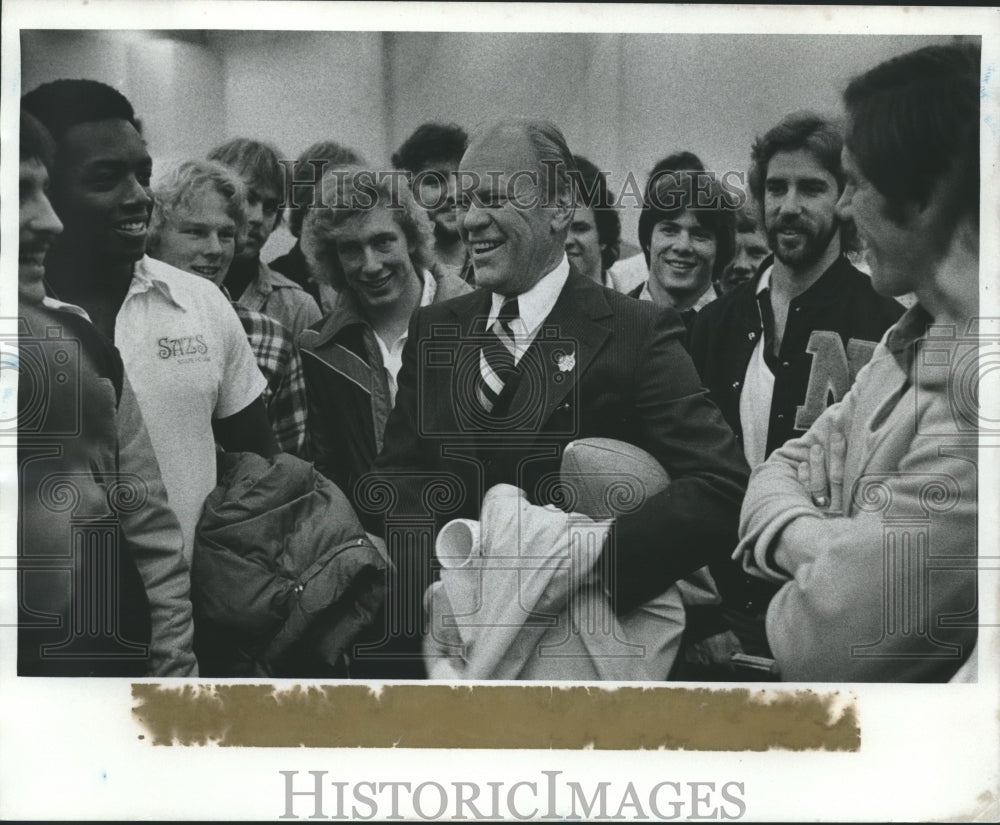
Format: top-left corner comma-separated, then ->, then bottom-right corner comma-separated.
42,514 -> 147,660
33,473 -> 150,662
850,473 -> 965,661
353,472 -> 464,665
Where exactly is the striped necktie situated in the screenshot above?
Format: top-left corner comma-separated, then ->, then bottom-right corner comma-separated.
476,297 -> 520,413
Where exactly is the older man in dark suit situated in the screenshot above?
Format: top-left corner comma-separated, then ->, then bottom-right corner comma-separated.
357,119 -> 748,677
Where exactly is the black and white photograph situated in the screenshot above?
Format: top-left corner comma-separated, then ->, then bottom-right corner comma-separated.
2,1 -> 998,820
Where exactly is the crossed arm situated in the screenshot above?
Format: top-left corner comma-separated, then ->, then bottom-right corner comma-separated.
736,375 -> 978,681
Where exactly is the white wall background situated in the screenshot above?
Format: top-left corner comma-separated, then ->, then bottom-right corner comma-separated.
20,30 -> 960,257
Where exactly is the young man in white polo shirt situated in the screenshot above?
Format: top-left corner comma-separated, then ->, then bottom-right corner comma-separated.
17,107 -> 198,676
23,79 -> 276,559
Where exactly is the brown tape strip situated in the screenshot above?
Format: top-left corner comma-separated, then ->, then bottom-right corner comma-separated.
132,684 -> 859,750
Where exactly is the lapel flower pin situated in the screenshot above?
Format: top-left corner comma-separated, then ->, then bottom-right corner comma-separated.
555,350 -> 576,373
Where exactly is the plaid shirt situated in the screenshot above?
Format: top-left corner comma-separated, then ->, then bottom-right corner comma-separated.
229,300 -> 309,457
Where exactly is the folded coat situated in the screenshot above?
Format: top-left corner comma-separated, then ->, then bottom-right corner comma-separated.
192,451 -> 391,677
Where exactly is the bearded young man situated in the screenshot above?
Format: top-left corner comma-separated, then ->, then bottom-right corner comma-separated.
687,111 -> 904,658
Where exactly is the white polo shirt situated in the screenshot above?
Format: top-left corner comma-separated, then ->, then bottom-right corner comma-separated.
116,256 -> 267,558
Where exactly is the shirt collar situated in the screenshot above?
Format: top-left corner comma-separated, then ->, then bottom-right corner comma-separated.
884,303 -> 934,353
637,279 -> 715,312
253,259 -> 275,297
40,295 -> 92,321
756,264 -> 773,296
489,255 -> 571,333
690,285 -> 717,313
755,253 -> 859,307
129,256 -> 188,310
420,268 -> 437,308
372,270 -> 437,357
43,256 -> 187,315
882,303 -> 946,390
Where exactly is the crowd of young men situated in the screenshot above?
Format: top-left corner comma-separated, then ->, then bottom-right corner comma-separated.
16,42 -> 980,682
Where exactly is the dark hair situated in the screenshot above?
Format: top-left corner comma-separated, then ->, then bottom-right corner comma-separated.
644,150 -> 706,208
637,169 -> 736,279
649,151 -> 705,183
748,111 -> 845,207
570,154 -> 621,270
287,140 -> 365,238
747,111 -> 857,252
208,137 -> 284,199
843,43 -> 980,225
392,122 -> 468,174
20,110 -> 56,169
21,79 -> 138,142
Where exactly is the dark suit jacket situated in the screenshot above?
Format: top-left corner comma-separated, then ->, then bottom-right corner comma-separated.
362,270 -> 749,617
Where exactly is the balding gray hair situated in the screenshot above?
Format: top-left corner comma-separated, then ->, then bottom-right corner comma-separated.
522,119 -> 574,207
470,118 -> 575,208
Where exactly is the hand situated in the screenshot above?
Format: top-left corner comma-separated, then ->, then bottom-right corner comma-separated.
796,431 -> 846,513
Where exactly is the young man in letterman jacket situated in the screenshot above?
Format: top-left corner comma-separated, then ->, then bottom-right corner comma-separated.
688,112 -> 904,657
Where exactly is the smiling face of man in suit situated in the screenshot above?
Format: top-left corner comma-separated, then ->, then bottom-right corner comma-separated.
458,123 -> 572,297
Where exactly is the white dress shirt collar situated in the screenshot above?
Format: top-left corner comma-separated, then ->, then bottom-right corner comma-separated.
487,254 -> 571,336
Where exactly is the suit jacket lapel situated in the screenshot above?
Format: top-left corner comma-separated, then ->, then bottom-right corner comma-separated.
439,289 -> 498,458
447,287 -> 493,337
505,272 -> 612,433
